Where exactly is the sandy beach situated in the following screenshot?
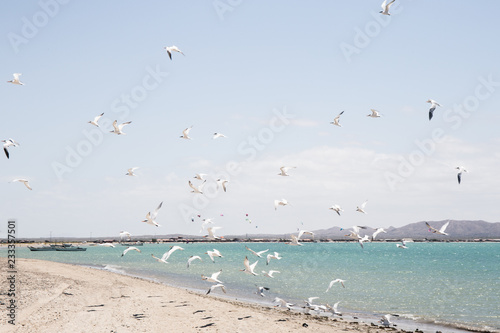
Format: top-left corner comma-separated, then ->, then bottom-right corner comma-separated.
0,258 -> 387,333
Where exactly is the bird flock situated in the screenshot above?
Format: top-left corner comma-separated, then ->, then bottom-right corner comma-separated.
3,1 -> 467,326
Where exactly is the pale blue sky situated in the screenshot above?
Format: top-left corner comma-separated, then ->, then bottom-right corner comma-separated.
1,1 -> 499,238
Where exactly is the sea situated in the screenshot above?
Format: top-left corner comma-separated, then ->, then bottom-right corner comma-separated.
2,241 -> 499,333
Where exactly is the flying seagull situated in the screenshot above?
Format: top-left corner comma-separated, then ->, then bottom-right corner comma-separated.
240,256 -> 259,276
380,0 -> 396,15
7,73 -> 24,85
142,201 -> 163,227
329,204 -> 344,216
126,167 -> 139,176
278,166 -> 296,176
262,270 -> 280,278
245,246 -> 269,258
396,239 -> 408,249
188,180 -> 206,194
121,246 -> 141,257
11,179 -> 32,190
427,99 -> 441,121
356,200 -> 369,214
425,221 -> 450,236
216,178 -> 229,192
274,199 -> 289,210
201,270 -> 223,283
456,166 -> 467,184
255,285 -> 270,297
206,283 -> 226,295
119,231 -> 131,241
187,255 -> 202,268
180,126 -> 193,140
212,133 -> 227,139
372,228 -> 387,240
266,252 -> 282,265
330,111 -> 344,127
205,249 -> 223,263
110,120 -> 132,135
367,109 -> 381,118
88,112 -> 104,127
164,45 -> 185,60
325,278 -> 346,293
2,139 -> 20,159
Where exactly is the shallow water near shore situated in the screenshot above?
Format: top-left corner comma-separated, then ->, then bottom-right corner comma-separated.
3,242 -> 499,332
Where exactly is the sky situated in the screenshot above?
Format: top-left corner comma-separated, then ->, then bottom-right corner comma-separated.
1,1 -> 499,239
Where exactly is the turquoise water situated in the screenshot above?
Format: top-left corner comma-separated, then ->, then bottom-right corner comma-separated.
3,242 -> 499,332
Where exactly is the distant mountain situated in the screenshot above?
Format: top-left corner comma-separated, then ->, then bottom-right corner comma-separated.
311,220 -> 500,240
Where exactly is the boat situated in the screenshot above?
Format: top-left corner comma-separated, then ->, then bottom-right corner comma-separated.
28,245 -> 57,251
120,242 -> 144,246
28,244 -> 87,251
54,246 -> 86,251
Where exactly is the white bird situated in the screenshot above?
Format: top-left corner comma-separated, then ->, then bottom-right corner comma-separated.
245,246 -> 269,258
425,221 -> 450,236
326,302 -> 342,316
141,201 -> 162,227
11,179 -> 32,190
372,228 -> 387,240
274,199 -> 289,210
88,112 -> 104,127
367,109 -> 381,118
2,139 -> 20,159
266,252 -> 282,265
427,99 -> 441,121
273,297 -> 294,310
298,230 -> 314,240
205,249 -> 223,263
187,255 -> 202,268
205,226 -> 222,240
200,218 -> 214,233
206,283 -> 226,295
119,231 -> 131,241
356,200 -> 369,214
201,270 -> 223,283
330,111 -> 344,127
110,120 -> 132,135
164,45 -> 185,60
180,126 -> 193,140
163,245 -> 185,262
329,204 -> 343,216
194,173 -> 207,180
286,234 -> 303,246
262,270 -> 280,278
456,166 -> 468,184
121,246 -> 141,257
212,133 -> 227,139
379,314 -> 397,327
99,243 -> 115,248
216,178 -> 229,192
255,285 -> 270,297
7,73 -> 24,85
380,0 -> 396,15
304,297 -> 320,308
151,253 -> 168,264
126,167 -> 139,176
325,278 -> 346,293
278,166 -> 296,176
358,235 -> 371,249
396,239 -> 408,249
240,256 -> 259,276
189,180 -> 206,194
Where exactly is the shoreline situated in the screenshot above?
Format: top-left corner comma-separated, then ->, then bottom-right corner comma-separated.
0,258 -> 396,333
1,258 -> 494,333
